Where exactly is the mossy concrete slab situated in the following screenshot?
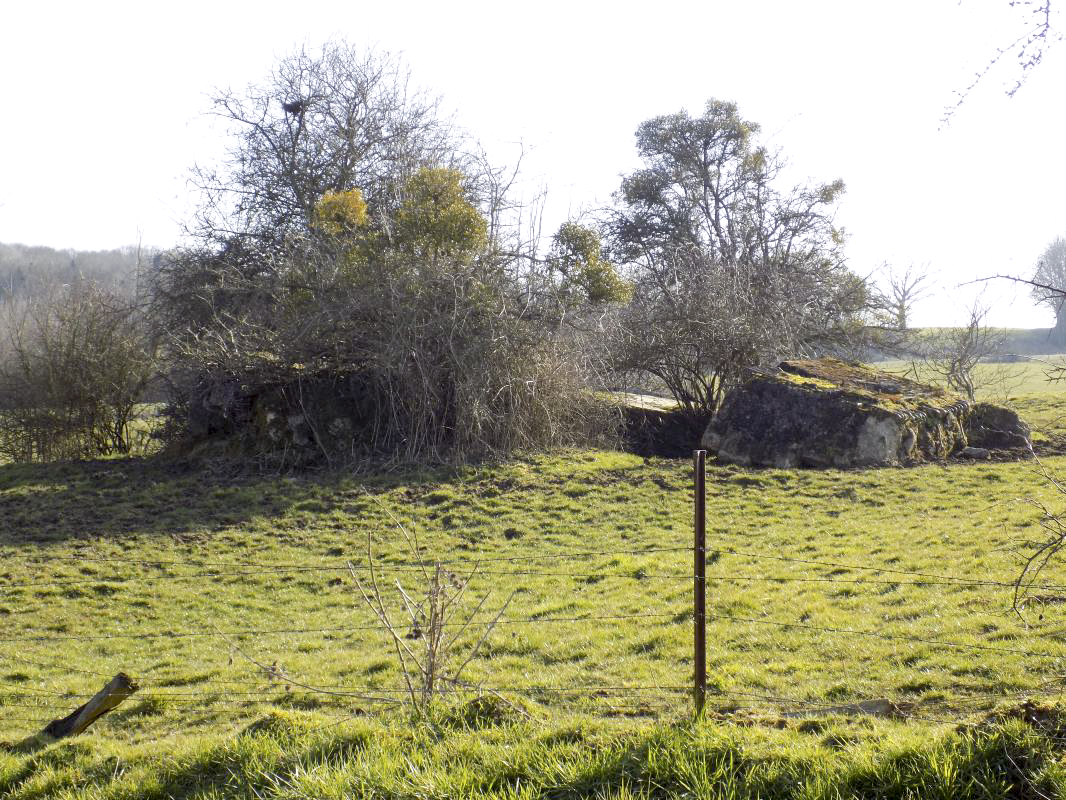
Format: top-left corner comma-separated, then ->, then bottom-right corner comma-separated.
703,358 -> 1029,468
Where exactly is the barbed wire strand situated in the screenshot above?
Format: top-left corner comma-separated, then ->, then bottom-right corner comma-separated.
7,545 -> 695,571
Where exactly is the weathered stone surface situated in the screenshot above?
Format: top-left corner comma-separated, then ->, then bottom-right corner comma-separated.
616,393 -> 708,458
247,381 -> 363,458
702,359 -> 1029,469
179,372 -> 374,462
966,402 -> 1031,450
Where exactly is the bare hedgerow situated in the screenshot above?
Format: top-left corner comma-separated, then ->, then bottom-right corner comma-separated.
151,226 -> 614,464
0,285 -> 158,462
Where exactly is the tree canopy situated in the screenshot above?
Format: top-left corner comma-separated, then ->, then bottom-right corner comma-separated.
606,99 -> 867,413
192,41 -> 457,246
150,42 -> 609,463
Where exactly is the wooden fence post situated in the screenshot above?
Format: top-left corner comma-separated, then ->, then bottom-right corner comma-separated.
693,449 -> 707,717
41,673 -> 138,739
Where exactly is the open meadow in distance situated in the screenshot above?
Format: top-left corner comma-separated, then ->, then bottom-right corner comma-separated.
4,366 -> 1066,797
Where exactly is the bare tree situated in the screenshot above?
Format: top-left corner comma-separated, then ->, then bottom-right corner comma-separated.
879,263 -> 933,330
1031,236 -> 1066,340
191,40 -> 458,247
605,99 -> 870,414
910,298 -> 1007,401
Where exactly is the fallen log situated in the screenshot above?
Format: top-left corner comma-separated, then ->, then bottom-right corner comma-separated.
41,673 -> 138,738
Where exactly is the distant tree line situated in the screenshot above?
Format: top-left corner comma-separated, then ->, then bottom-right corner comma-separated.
0,242 -> 154,300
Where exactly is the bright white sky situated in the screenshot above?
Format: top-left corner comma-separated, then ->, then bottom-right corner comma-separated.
1,0 -> 1064,327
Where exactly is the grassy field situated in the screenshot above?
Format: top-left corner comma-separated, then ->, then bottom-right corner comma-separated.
873,357 -> 1066,396
873,358 -> 1066,442
5,443 -> 1066,795
6,370 -> 1066,796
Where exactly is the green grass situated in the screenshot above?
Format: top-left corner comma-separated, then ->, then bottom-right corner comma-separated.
3,710 -> 1065,799
6,433 -> 1066,794
874,357 -> 1066,396
876,328 -> 1064,358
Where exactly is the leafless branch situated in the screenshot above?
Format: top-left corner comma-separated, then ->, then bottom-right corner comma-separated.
942,1 -> 1060,125
349,512 -> 514,715
211,623 -> 398,705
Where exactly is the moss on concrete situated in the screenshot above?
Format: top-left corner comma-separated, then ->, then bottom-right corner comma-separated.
704,359 -> 1027,469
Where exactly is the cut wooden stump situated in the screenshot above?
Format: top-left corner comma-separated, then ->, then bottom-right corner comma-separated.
41,673 -> 138,738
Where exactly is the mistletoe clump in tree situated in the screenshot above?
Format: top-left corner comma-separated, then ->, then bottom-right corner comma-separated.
152,41 -> 610,462
606,99 -> 869,414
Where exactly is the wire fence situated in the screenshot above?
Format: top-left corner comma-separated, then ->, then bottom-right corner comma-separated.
3,453 -> 1066,738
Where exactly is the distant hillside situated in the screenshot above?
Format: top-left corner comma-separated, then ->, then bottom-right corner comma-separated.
991,328 -> 1066,357
0,241 -> 159,300
868,327 -> 1066,361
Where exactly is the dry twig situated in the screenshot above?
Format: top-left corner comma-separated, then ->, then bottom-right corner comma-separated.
350,492 -> 515,714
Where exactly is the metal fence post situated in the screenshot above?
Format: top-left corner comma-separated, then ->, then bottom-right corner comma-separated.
693,449 -> 707,717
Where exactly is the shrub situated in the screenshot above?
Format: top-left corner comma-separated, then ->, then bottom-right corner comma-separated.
0,285 -> 157,462
152,43 -> 617,465
153,173 -> 611,463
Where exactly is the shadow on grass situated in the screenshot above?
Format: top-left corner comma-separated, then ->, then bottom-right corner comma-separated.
0,455 -> 465,547
4,715 -> 1063,800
